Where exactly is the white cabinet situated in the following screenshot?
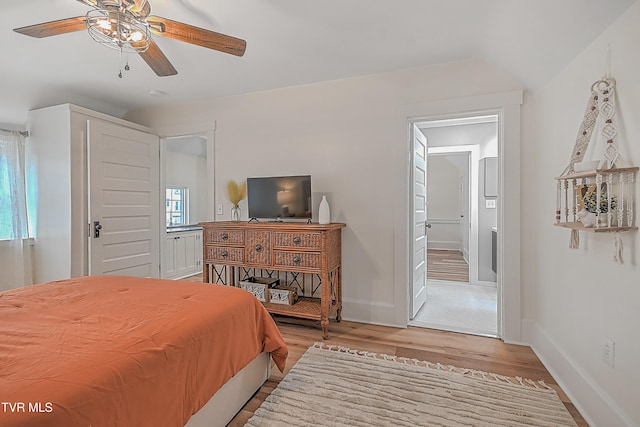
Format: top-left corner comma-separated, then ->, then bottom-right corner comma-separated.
26,104 -> 160,283
164,229 -> 203,279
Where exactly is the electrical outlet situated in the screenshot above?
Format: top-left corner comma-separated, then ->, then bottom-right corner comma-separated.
603,338 -> 615,368
217,204 -> 223,215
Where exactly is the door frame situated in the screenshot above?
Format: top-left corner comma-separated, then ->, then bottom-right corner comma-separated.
392,89 -> 523,343
408,115 -> 496,336
155,121 -> 216,278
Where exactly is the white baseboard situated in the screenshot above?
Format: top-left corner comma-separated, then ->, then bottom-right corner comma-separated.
472,280 -> 497,287
427,241 -> 461,251
522,319 -> 634,427
462,248 -> 470,264
165,268 -> 203,281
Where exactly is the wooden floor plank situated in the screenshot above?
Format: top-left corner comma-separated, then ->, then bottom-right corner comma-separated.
427,249 -> 469,282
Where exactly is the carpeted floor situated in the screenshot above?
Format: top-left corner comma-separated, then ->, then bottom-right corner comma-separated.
411,280 -> 497,337
246,344 -> 578,427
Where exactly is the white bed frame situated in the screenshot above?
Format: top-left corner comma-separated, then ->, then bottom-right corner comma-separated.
184,352 -> 271,427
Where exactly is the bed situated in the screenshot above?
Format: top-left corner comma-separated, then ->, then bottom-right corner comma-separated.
0,276 -> 288,427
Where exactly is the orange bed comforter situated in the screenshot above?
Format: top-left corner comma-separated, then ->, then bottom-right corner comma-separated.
0,276 -> 287,427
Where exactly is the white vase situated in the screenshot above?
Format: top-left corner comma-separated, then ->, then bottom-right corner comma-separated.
318,196 -> 330,224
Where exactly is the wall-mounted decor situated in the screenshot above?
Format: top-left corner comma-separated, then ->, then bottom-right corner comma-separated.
555,77 -> 637,263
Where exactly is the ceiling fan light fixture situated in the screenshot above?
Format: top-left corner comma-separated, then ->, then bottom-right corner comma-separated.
86,8 -> 150,53
129,30 -> 144,42
14,0 -> 245,77
97,19 -> 112,31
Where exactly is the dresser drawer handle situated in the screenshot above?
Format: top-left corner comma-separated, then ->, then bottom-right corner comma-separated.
293,236 -> 301,245
293,255 -> 301,264
221,250 -> 229,258
221,233 -> 229,241
255,244 -> 263,252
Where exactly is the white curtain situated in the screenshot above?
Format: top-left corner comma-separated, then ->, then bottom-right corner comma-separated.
0,129 -> 33,290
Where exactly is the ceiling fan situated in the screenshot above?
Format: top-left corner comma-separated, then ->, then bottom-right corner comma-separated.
13,0 -> 246,77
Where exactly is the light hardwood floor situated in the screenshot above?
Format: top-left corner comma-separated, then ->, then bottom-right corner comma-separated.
427,249 -> 470,282
180,274 -> 586,426
227,318 -> 588,426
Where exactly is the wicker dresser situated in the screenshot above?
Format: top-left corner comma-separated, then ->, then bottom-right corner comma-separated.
198,221 -> 345,339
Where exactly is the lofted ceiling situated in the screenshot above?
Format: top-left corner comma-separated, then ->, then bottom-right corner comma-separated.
0,0 -> 635,124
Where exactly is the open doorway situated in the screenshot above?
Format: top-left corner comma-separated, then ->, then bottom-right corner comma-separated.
163,135 -> 209,228
409,114 -> 499,337
160,133 -> 210,280
425,150 -> 470,281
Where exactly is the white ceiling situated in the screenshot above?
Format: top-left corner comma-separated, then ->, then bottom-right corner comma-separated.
0,0 -> 635,125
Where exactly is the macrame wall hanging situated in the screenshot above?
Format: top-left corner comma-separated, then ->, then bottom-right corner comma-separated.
555,76 -> 637,264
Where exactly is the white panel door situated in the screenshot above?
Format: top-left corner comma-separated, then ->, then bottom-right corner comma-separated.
183,232 -> 200,271
88,120 -> 160,277
410,124 -> 428,319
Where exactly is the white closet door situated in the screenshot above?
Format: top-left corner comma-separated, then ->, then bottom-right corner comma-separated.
410,124 -> 428,318
87,119 -> 160,277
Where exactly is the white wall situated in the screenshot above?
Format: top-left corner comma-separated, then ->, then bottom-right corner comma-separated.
523,2 -> 640,426
125,60 -> 521,326
479,157 -> 498,282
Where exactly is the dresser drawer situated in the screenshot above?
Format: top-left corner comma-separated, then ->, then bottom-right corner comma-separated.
245,230 -> 271,265
205,228 -> 244,245
273,250 -> 321,270
204,246 -> 244,264
273,231 -> 321,250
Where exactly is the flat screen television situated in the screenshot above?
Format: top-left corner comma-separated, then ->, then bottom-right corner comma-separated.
247,175 -> 312,220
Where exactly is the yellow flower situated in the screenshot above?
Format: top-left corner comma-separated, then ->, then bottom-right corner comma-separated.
226,180 -> 247,207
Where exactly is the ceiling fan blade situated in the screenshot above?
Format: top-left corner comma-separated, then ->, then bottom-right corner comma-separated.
131,0 -> 151,16
134,39 -> 178,77
147,16 -> 246,57
14,17 -> 87,38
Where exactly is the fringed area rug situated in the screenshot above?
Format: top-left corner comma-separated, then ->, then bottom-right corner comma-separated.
246,343 -> 578,427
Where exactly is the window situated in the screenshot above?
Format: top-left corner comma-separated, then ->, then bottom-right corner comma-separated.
0,132 -> 29,240
0,154 -> 15,239
166,187 -> 188,227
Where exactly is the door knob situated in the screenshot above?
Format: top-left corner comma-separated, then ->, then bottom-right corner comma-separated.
94,221 -> 102,238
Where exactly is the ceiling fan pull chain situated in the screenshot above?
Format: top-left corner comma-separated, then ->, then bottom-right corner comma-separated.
118,48 -> 123,78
